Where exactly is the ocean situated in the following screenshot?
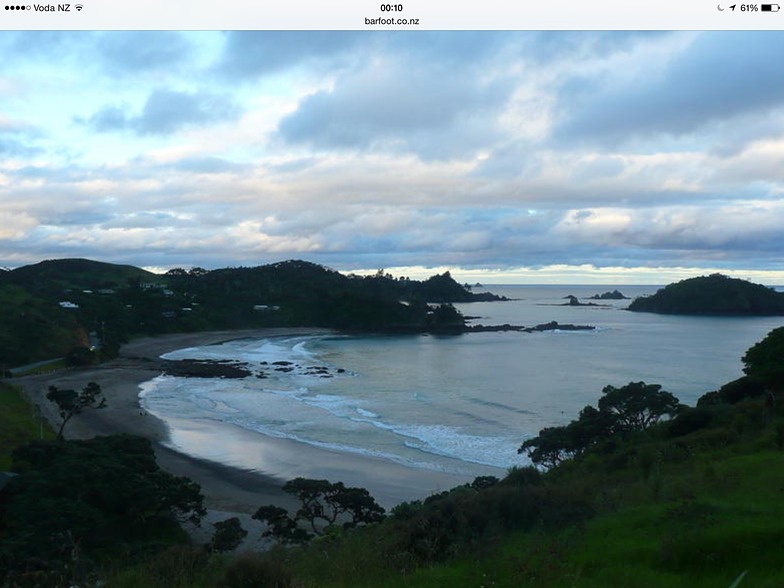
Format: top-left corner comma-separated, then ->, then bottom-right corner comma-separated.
139,285 -> 784,498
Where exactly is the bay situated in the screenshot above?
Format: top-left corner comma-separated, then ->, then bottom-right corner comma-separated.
139,284 -> 784,498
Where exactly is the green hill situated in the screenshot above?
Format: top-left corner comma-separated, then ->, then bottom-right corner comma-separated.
628,274 -> 784,316
2,258 -> 156,294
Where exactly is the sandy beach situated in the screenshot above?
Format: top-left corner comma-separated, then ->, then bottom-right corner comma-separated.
14,329 -> 320,510
13,327 -> 477,545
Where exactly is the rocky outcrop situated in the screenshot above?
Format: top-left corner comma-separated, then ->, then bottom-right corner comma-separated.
588,290 -> 629,300
465,321 -> 594,333
561,295 -> 602,307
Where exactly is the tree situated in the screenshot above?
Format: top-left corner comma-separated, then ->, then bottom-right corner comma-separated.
253,505 -> 310,544
518,405 -> 617,469
597,381 -> 682,432
46,382 -> 107,440
210,517 -> 248,553
520,382 -> 683,469
253,478 -> 385,544
518,425 -> 580,469
697,376 -> 766,406
743,326 -> 784,391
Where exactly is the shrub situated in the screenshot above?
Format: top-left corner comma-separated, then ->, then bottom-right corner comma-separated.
219,553 -> 292,588
718,376 -> 766,405
681,426 -> 738,452
145,545 -> 210,587
390,500 -> 423,521
501,465 -> 543,486
210,517 -> 248,553
668,407 -> 715,437
392,482 -> 593,564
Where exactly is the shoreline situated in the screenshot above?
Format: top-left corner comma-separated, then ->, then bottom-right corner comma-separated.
13,329 -> 327,514
13,327 -> 478,515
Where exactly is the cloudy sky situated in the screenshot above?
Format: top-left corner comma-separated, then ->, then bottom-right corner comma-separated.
2,31 -> 784,283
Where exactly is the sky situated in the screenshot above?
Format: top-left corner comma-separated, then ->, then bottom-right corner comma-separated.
1,31 -> 784,284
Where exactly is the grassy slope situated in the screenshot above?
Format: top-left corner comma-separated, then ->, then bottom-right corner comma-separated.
376,445 -> 784,588
98,408 -> 784,587
0,382 -> 55,470
240,401 -> 782,588
3,258 -> 156,292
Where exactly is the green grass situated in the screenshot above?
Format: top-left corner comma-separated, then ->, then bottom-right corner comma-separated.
9,358 -> 68,376
0,381 -> 54,469
35,397 -> 784,587
360,448 -> 784,588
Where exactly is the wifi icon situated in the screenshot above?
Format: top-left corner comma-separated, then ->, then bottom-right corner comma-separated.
75,3 -> 83,9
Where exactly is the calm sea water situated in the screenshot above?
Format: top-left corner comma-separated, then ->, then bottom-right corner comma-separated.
139,285 -> 784,485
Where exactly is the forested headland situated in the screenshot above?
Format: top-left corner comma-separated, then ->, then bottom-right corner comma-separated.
0,258 -> 505,369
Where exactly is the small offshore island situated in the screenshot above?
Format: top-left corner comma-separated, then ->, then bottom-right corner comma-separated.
628,273 -> 784,315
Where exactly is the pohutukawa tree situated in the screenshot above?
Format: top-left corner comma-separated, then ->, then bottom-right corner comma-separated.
743,326 -> 784,391
519,381 -> 683,469
46,381 -> 107,440
253,477 -> 385,544
597,381 -> 682,432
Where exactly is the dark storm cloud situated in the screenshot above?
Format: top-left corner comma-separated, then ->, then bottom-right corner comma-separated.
82,89 -> 242,135
555,32 -> 784,143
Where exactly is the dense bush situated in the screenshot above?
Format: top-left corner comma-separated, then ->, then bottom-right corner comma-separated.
697,376 -> 766,406
667,407 -> 715,437
0,435 -> 205,583
210,517 -> 248,553
392,481 -> 593,563
500,465 -> 543,486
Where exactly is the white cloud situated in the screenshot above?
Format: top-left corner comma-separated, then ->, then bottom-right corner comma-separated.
1,31 -> 783,280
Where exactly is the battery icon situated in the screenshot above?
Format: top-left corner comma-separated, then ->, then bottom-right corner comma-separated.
761,3 -> 780,10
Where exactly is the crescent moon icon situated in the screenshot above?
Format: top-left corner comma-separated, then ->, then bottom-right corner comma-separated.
718,3 -> 724,9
